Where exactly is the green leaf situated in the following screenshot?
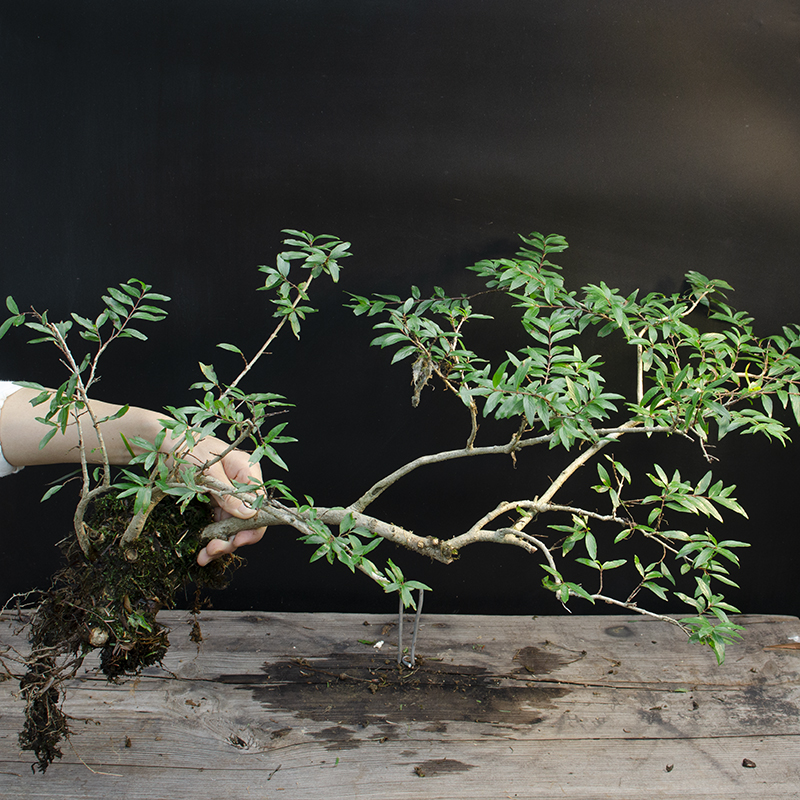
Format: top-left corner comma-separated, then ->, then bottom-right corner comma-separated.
391,345 -> 418,364
522,393 -> 537,426
0,316 -> 17,340
120,282 -> 143,297
142,291 -> 171,302
263,445 -> 289,471
695,471 -> 712,495
108,286 -> 134,306
198,362 -> 218,384
790,392 -> 800,426
564,582 -> 595,603
40,484 -> 64,502
584,531 -> 597,561
642,581 -> 668,601
37,426 -> 58,449
133,485 -> 153,516
130,311 -> 166,323
118,328 -> 148,341
492,360 -> 508,388
371,331 -> 410,348
217,342 -> 244,355
102,294 -> 129,317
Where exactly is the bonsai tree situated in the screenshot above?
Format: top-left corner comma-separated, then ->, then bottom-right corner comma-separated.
3,228 -> 799,771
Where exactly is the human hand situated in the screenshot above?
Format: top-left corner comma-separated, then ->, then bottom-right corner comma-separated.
183,442 -> 267,566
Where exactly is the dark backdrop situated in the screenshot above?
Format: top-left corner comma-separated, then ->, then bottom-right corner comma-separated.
1,1 -> 799,618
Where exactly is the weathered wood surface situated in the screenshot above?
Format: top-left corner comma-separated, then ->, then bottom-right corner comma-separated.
1,611 -> 799,799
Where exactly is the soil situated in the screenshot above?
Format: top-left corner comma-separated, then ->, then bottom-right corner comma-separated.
17,493 -> 241,772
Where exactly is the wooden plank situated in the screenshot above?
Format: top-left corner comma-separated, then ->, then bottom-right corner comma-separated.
0,738 -> 797,800
1,611 -> 799,799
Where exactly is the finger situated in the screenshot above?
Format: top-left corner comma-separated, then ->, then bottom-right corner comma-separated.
204,470 -> 257,520
213,492 -> 258,520
196,537 -> 232,566
195,527 -> 267,566
231,527 -> 267,547
206,459 -> 262,519
222,449 -> 264,484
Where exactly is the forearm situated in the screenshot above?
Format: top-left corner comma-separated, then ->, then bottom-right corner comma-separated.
0,386 -> 266,564
0,387 -> 169,468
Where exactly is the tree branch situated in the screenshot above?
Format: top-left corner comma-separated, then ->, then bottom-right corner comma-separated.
350,436 -> 546,513
351,423 -> 672,513
537,419 -> 647,506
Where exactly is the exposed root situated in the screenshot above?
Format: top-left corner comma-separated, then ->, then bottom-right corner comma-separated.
17,494 -> 241,772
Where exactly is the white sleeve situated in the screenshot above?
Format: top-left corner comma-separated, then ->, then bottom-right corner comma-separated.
0,381 -> 24,477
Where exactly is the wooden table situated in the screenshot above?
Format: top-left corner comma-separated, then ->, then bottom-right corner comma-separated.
1,611 -> 799,799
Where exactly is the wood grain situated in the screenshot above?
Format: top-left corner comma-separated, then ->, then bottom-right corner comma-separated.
1,611 -> 799,799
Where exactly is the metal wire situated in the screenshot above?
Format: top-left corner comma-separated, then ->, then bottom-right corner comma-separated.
398,588 -> 425,667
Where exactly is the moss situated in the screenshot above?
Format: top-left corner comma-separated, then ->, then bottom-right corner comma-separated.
19,493 -> 241,772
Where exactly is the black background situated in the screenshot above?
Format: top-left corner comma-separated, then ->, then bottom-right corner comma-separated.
1,1 -> 798,618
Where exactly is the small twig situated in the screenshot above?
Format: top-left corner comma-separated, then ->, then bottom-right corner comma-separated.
169,418 -> 259,478
591,594 -> 691,634
222,275 -> 315,399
